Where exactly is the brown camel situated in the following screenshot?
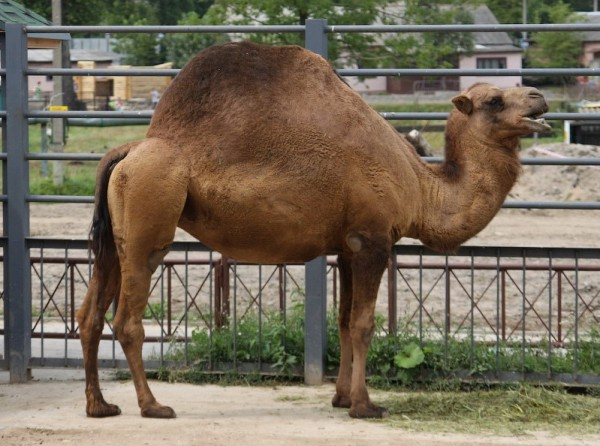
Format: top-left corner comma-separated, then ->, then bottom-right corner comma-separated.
76,41 -> 551,420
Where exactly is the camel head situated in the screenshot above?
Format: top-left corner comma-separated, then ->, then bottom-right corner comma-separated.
451,82 -> 552,140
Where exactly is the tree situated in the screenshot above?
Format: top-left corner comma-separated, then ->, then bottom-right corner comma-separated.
200,0 -> 391,68
162,12 -> 229,68
525,1 -> 583,85
198,0 -> 477,69
21,0 -> 109,25
381,0 -> 476,69
105,1 -> 214,65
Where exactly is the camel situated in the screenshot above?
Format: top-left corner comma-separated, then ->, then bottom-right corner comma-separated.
76,41 -> 551,420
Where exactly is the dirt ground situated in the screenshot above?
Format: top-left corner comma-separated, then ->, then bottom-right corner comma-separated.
1,369 -> 599,446
1,143 -> 599,445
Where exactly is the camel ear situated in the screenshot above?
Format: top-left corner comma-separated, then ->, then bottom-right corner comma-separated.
452,95 -> 473,115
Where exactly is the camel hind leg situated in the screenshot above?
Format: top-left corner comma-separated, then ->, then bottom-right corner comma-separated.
77,260 -> 122,417
108,145 -> 188,418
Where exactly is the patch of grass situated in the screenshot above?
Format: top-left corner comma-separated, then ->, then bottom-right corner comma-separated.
27,124 -> 148,154
143,302 -> 165,320
22,124 -> 148,196
30,165 -> 96,196
378,384 -> 600,436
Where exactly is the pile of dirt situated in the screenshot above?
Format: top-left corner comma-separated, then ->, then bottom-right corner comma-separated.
510,143 -> 600,202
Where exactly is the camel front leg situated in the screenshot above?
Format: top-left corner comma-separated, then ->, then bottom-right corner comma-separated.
348,239 -> 390,419
332,253 -> 353,409
77,264 -> 122,417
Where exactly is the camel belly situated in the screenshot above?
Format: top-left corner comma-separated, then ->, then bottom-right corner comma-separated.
177,181 -> 343,263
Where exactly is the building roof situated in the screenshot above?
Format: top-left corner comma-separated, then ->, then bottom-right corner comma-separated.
0,0 -> 49,28
579,12 -> 600,42
0,0 -> 69,44
471,5 -> 521,53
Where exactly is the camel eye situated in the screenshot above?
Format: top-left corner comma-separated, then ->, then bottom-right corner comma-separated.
487,97 -> 504,108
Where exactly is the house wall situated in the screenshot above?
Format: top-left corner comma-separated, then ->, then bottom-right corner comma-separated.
343,75 -> 387,93
458,51 -> 523,90
581,41 -> 600,67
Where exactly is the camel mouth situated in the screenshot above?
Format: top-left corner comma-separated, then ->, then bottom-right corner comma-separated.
522,113 -> 552,133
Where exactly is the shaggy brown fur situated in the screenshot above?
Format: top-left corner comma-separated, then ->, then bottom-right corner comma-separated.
76,41 -> 551,420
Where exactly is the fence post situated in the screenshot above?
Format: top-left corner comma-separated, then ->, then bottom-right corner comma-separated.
303,18 -> 328,386
4,23 -> 32,383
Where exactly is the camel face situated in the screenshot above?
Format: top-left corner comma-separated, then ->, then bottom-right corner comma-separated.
452,82 -> 552,138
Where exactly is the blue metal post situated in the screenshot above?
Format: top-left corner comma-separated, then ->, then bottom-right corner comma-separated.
303,19 -> 328,385
4,23 -> 32,382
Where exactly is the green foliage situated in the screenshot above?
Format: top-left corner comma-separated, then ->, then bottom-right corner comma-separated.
103,0 -> 213,26
202,0 -> 390,67
202,0 -> 478,70
174,299 -> 306,377
167,304 -> 600,387
162,12 -> 230,68
112,18 -> 165,66
22,0 -> 110,25
30,170 -> 96,196
395,342 -> 425,369
382,0 -> 475,70
525,1 -> 583,85
144,303 -> 166,320
106,1 -> 215,66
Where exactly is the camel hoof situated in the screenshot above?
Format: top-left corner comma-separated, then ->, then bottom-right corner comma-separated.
86,402 -> 122,418
141,404 -> 176,419
349,403 -> 389,419
332,393 -> 352,409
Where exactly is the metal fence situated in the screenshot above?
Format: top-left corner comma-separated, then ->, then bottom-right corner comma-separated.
1,20 -> 600,385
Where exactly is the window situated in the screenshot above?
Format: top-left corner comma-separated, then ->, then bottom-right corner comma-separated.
476,58 -> 507,69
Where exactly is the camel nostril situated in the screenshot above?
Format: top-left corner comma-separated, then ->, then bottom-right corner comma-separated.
528,89 -> 544,99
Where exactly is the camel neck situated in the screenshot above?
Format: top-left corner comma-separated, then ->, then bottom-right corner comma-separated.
412,113 -> 521,253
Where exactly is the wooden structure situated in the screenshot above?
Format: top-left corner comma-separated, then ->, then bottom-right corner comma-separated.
74,62 -> 173,108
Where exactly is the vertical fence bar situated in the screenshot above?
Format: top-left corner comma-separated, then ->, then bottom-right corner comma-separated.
573,254 -> 579,379
495,250 -> 501,375
388,256 -> 398,336
258,265 -> 263,371
557,271 -> 563,344
469,251 -> 475,372
63,247 -> 68,365
4,23 -> 32,383
303,18 -> 328,386
547,252 -> 553,375
0,31 -> 4,369
444,255 -> 450,368
521,250 -> 527,372
304,255 -> 328,385
419,251 -> 424,344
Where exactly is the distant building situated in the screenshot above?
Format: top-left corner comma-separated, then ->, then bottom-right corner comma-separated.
347,4 -> 522,94
578,12 -> 600,82
458,5 -> 523,91
27,48 -> 117,100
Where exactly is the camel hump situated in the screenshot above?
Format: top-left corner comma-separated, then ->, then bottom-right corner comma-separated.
146,42 -> 346,140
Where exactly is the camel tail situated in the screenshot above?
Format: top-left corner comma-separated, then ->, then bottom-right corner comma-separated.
90,144 -> 131,267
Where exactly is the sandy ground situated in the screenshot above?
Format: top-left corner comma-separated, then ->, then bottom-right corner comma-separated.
1,369 -> 599,446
